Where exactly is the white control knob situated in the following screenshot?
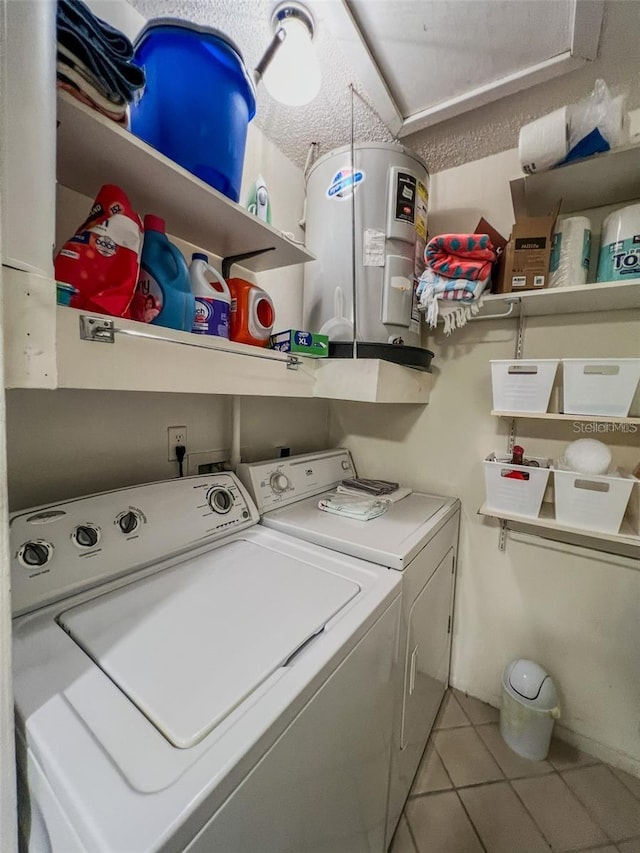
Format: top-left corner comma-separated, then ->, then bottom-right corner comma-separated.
207,487 -> 234,514
341,460 -> 351,470
19,540 -> 53,569
117,510 -> 140,535
270,472 -> 290,494
72,524 -> 101,549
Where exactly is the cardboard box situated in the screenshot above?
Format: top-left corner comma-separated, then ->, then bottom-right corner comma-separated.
475,218 -> 508,293
270,329 -> 329,357
499,207 -> 559,293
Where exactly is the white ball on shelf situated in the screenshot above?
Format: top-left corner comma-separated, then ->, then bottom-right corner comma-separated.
561,439 -> 612,475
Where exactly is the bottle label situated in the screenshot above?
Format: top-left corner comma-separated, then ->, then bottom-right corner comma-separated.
192,297 -> 230,337
132,271 -> 163,323
598,235 -> 640,280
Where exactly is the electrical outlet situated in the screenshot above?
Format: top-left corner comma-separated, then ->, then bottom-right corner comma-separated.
168,426 -> 187,461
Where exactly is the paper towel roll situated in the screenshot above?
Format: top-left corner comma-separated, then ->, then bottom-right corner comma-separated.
597,203 -> 640,281
519,107 -> 569,175
549,216 -> 591,288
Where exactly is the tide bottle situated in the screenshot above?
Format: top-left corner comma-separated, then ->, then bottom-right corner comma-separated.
131,215 -> 195,331
189,253 -> 231,338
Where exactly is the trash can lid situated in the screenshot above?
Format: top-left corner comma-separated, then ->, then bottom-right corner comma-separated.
504,659 -> 558,709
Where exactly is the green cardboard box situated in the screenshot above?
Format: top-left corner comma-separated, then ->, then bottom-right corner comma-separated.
270,329 -> 329,357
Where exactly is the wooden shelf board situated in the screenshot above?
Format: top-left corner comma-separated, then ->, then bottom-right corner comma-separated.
2,269 -> 432,403
479,279 -> 640,318
479,502 -> 640,559
510,144 -> 640,217
314,358 -> 432,404
492,411 -> 640,425
56,92 -> 314,273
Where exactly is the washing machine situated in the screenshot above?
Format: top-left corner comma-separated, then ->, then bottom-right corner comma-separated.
11,472 -> 402,853
237,449 -> 460,846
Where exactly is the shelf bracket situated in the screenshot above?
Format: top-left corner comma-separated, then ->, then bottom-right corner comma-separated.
499,519 -> 508,551
79,315 -> 115,344
286,356 -> 300,370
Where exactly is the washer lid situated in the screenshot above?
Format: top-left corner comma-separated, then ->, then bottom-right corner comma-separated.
58,540 -> 359,749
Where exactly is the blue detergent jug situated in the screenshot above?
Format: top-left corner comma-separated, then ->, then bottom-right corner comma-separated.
132,215 -> 195,331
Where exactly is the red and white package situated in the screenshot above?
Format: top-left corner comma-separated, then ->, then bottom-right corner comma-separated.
54,184 -> 143,318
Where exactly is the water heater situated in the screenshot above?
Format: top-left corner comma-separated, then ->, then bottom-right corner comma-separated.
303,143 -> 428,349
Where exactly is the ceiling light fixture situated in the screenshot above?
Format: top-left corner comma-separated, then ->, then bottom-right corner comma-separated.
254,2 -> 321,107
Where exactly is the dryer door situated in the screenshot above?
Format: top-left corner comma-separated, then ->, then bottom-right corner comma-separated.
400,547 -> 455,752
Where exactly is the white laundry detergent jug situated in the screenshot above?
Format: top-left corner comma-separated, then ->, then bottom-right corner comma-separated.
189,252 -> 231,338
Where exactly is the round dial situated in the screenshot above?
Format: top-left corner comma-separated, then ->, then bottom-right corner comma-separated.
207,487 -> 233,514
341,460 -> 351,470
19,540 -> 53,569
72,524 -> 101,549
117,510 -> 139,535
269,472 -> 290,494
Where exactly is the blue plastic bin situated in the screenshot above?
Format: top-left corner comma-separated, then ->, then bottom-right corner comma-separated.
130,19 -> 256,202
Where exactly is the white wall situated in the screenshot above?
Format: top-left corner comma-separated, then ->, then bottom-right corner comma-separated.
329,147 -> 640,774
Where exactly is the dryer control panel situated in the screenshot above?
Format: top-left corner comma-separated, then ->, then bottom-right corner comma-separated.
237,449 -> 356,513
10,473 -> 259,616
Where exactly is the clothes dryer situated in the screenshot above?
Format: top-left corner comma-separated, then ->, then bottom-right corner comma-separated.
237,449 -> 460,845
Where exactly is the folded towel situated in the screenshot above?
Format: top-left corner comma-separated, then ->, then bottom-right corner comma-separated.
337,485 -> 412,503
57,63 -> 127,114
58,80 -> 129,125
57,0 -> 145,103
417,268 -> 489,334
340,477 -> 399,496
58,43 -> 125,104
318,492 -> 389,521
426,234 -> 496,282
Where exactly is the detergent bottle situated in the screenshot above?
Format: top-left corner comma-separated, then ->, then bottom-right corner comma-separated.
188,253 -> 231,338
131,215 -> 195,331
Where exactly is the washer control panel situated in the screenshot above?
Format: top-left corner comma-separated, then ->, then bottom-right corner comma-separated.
10,473 -> 258,616
237,449 -> 356,513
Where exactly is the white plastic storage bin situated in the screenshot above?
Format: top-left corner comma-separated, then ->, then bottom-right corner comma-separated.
484,454 -> 551,518
491,360 -> 559,413
562,358 -> 640,417
554,468 -> 638,534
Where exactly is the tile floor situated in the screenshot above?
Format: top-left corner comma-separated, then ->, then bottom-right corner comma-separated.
391,689 -> 640,853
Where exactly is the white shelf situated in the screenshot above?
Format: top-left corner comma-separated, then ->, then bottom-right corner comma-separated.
477,279 -> 640,318
56,92 -> 314,273
479,503 -> 640,561
510,143 -> 640,218
315,357 -> 432,404
2,269 -> 432,403
492,411 -> 640,425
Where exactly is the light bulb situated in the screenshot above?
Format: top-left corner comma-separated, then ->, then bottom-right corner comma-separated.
262,16 -> 321,107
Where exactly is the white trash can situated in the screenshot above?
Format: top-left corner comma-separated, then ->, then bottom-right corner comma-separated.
500,659 -> 561,761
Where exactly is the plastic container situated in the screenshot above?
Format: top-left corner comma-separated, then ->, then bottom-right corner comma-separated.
553,468 -> 637,534
562,358 -> 640,417
130,19 -> 256,202
597,203 -> 640,281
130,215 -> 195,332
227,278 -> 275,347
189,253 -> 230,338
56,283 -> 77,306
500,660 -> 560,761
484,453 -> 551,518
491,360 -> 559,413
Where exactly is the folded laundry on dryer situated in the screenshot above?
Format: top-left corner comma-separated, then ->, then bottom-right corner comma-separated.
341,477 -> 399,495
337,484 -> 412,503
318,492 -> 390,521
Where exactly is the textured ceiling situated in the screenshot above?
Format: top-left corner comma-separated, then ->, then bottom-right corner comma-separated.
130,1 -> 640,176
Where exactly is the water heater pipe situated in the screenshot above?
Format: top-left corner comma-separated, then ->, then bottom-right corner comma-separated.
231,396 -> 242,470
